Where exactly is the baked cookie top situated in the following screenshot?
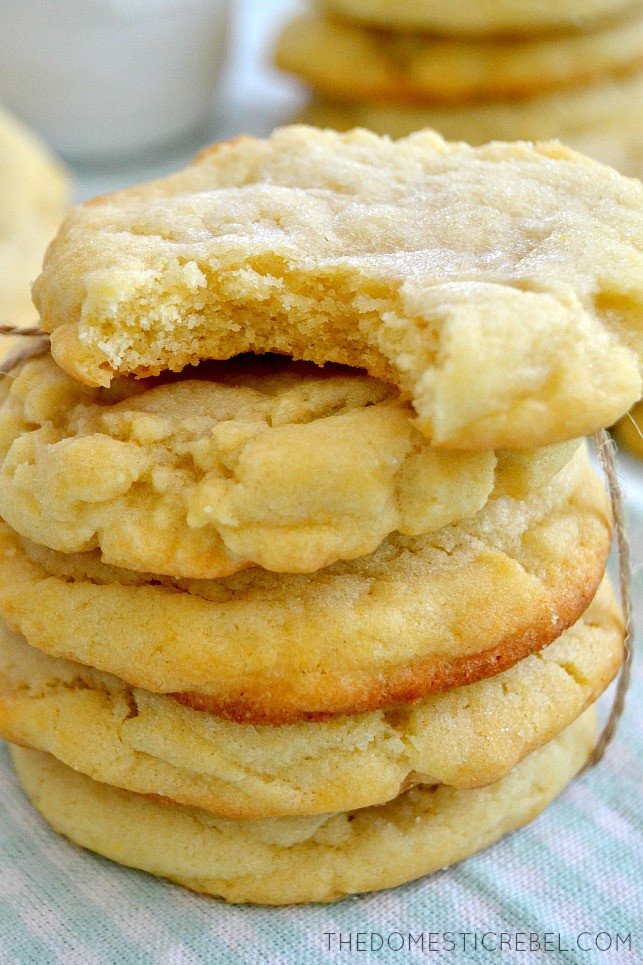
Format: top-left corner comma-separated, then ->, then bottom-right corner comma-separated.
275,10 -> 643,106
0,354 -> 577,578
0,446 -> 611,723
0,107 -> 68,338
33,127 -> 643,449
0,579 -> 621,818
320,0 -> 642,37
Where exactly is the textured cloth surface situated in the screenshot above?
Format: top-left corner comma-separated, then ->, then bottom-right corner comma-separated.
0,455 -> 640,961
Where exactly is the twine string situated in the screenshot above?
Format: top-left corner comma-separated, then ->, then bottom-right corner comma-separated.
583,429 -> 634,771
0,325 -> 635,767
0,323 -> 50,374
0,323 -> 47,338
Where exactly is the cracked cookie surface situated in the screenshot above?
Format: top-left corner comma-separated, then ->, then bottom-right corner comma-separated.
9,711 -> 596,904
0,354 -> 578,578
33,127 -> 643,450
0,446 -> 612,722
0,580 -> 621,817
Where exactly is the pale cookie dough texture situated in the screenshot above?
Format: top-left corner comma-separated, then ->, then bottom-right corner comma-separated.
0,447 -> 612,722
0,354 -> 578,578
0,107 -> 68,352
10,711 -> 597,905
321,0 -> 642,36
33,128 -> 643,450
0,580 -> 622,818
275,10 -> 643,105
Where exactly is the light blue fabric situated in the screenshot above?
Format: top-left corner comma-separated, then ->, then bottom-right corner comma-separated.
0,459 -> 641,965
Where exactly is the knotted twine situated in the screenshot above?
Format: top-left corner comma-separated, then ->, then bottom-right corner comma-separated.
0,323 -> 635,771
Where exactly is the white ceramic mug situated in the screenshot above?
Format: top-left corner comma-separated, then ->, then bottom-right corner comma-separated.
0,0 -> 229,160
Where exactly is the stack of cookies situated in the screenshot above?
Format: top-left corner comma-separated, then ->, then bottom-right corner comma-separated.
0,127 -> 641,905
274,0 -> 643,177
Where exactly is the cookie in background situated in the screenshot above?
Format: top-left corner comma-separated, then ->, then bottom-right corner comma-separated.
320,0 -> 642,35
275,1 -> 643,178
0,105 -> 69,362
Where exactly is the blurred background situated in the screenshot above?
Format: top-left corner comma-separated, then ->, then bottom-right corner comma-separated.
0,0 -> 307,200
2,0 -> 641,198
